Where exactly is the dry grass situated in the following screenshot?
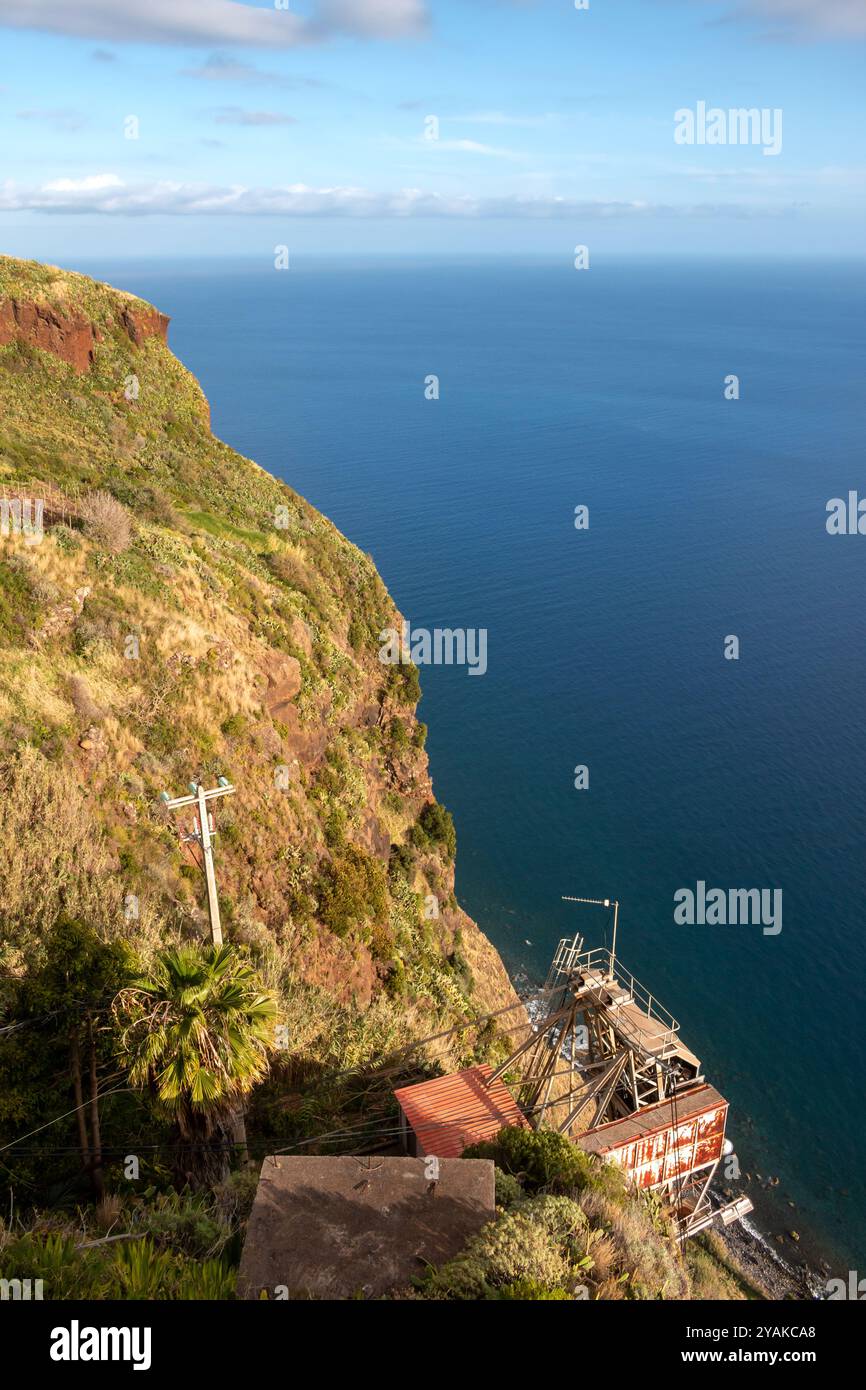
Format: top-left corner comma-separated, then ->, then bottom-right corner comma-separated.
579,1189 -> 690,1300
68,674 -> 105,724
0,746 -> 115,972
0,652 -> 70,727
685,1229 -> 765,1300
82,490 -> 133,553
94,1194 -> 124,1233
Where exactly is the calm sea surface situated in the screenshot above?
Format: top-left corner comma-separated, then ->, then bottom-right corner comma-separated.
78,255 -> 866,1271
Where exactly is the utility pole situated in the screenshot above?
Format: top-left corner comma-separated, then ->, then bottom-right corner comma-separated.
561,895 -> 620,975
159,774 -> 250,1167
161,776 -> 235,946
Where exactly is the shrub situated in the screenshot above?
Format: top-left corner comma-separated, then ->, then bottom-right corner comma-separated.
0,550 -> 39,641
220,712 -> 247,738
578,1190 -> 688,1300
422,1195 -> 590,1300
493,1167 -> 523,1210
495,1279 -> 572,1300
276,844 -> 318,925
82,489 -> 133,553
141,486 -> 177,527
581,1154 -> 630,1204
383,661 -> 421,707
213,1167 -> 260,1231
421,1166 -> 690,1302
8,555 -> 61,606
315,845 -> 389,939
51,523 -> 81,555
389,716 -> 409,750
266,548 -> 321,608
446,948 -> 474,996
323,805 -> 348,848
105,479 -> 176,527
410,801 -> 456,859
464,1126 -> 594,1195
133,1190 -> 226,1260
388,842 -> 414,882
347,615 -> 367,652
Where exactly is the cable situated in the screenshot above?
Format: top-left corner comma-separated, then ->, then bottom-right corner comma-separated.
0,1084 -> 129,1154
314,983 -> 563,1088
0,1079 -> 576,1161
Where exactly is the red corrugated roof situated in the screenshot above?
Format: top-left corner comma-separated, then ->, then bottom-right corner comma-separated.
577,1085 -> 729,1191
578,1084 -> 728,1153
394,1065 -> 529,1158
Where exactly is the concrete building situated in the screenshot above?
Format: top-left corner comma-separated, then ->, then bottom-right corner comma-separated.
237,1154 -> 495,1300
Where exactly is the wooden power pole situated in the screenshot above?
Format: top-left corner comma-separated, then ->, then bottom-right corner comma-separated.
159,775 -> 250,1165
160,777 -> 236,946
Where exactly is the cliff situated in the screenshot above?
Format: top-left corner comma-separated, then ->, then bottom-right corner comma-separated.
0,259 -> 169,373
0,255 -> 518,1071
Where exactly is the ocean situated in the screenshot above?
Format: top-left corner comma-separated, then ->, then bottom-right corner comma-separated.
78,254 -> 866,1273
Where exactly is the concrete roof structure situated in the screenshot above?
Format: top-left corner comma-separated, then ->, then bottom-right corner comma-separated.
237,1154 -> 495,1300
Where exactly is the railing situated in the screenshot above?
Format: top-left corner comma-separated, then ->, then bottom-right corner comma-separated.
544,933 -> 584,993
576,947 -> 679,1029
548,941 -> 682,1058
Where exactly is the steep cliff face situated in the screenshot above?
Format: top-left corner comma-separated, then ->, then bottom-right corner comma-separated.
0,299 -> 98,373
0,260 -> 170,373
0,255 -> 518,1066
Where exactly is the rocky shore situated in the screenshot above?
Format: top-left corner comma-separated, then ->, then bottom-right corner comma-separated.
715,1209 -> 825,1300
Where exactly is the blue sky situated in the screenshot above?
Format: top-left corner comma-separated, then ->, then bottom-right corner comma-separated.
0,0 -> 863,258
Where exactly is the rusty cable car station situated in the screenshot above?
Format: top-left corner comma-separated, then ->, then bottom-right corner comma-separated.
394,897 -> 753,1242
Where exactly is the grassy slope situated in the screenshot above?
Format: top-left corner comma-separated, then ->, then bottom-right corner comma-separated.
0,255 -> 516,1065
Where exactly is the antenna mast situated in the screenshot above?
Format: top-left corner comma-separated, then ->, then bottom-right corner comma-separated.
561,895 -> 620,975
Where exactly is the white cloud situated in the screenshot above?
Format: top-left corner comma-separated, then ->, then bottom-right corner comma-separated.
0,0 -> 428,47
0,0 -> 305,46
209,107 -> 298,126
387,134 -> 527,160
678,161 -> 866,190
312,0 -> 428,39
451,111 -> 556,128
16,107 -> 86,131
426,138 -> 525,159
693,0 -> 866,40
41,173 -> 123,192
0,174 -> 796,219
182,55 -> 321,88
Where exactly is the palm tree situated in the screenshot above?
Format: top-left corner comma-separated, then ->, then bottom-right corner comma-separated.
115,944 -> 276,1188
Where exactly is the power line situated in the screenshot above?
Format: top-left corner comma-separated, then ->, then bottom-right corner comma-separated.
313,983 -> 564,1089
0,1083 -> 129,1154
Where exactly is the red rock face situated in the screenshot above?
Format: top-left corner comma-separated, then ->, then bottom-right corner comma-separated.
0,298 -> 97,373
0,296 -> 169,373
261,652 -> 303,722
119,304 -> 170,347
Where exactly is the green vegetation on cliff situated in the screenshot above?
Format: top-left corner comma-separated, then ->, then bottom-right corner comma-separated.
416,1128 -> 755,1302
0,257 -> 513,1201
